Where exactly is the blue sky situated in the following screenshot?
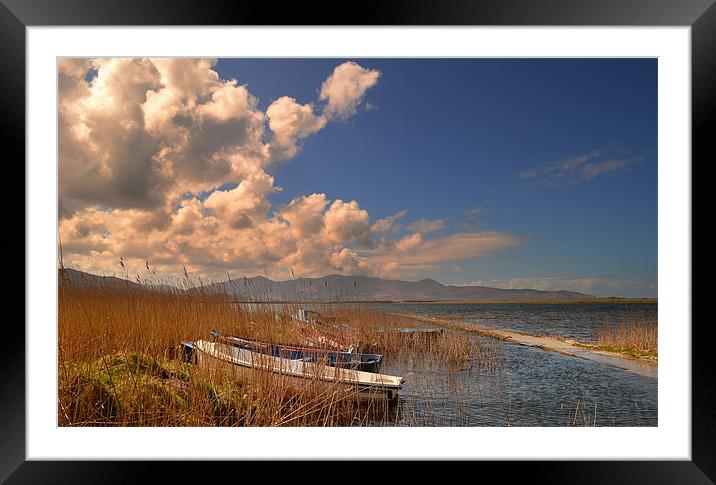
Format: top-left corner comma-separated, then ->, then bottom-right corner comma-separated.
213,59 -> 657,297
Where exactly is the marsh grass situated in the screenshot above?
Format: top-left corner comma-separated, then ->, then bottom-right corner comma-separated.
569,321 -> 658,362
58,267 -> 507,426
595,322 -> 657,360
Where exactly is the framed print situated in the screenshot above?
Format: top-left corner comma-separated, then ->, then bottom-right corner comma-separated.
5,0 -> 715,482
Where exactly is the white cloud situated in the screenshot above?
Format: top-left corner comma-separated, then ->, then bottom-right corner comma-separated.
203,171 -> 277,225
59,57 -> 273,217
266,96 -> 326,160
395,233 -> 423,253
277,193 -> 328,239
361,231 -> 521,266
371,210 -> 407,234
319,61 -> 380,120
323,199 -> 372,247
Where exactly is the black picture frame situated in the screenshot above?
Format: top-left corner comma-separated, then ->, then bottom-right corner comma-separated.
4,0 -> 713,482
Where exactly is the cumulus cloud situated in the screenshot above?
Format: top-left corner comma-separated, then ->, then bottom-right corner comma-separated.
59,58 -> 164,215
59,57 -> 270,217
59,58 -> 522,282
319,61 -> 380,120
203,171 -> 277,225
61,192 -> 367,278
266,96 -> 326,160
277,193 -> 328,239
323,200 -> 372,247
519,149 -> 642,187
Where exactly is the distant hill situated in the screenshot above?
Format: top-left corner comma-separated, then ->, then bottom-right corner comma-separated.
59,268 -> 595,302
58,268 -> 176,292
196,273 -> 594,303
60,268 -> 138,288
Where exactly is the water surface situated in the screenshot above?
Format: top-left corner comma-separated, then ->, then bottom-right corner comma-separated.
373,303 -> 657,426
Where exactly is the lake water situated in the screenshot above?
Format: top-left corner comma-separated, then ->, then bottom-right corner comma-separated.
378,302 -> 658,343
371,302 -> 658,427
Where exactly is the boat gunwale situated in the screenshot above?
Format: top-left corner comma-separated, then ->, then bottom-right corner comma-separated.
210,329 -> 384,363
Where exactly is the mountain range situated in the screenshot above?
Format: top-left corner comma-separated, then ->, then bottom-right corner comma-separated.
59,268 -> 596,302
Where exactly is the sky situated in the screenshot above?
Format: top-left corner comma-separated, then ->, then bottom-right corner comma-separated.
58,58 -> 657,297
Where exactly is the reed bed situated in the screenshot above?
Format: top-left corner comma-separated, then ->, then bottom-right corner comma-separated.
594,321 -> 658,360
58,268 -> 508,426
567,320 -> 658,363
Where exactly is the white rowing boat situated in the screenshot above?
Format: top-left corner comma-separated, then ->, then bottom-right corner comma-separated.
192,340 -> 404,400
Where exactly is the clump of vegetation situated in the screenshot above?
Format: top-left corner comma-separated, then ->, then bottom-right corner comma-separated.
58,352 -> 256,426
574,321 -> 657,362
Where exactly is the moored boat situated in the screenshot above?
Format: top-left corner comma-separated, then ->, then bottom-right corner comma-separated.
210,329 -> 383,374
192,339 -> 403,401
294,309 -> 351,332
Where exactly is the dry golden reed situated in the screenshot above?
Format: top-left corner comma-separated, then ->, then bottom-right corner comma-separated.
595,321 -> 658,360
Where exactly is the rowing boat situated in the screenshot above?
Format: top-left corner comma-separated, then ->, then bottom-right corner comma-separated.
191,339 -> 403,401
210,329 -> 383,374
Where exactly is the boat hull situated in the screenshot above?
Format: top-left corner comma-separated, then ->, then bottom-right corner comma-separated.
194,340 -> 402,401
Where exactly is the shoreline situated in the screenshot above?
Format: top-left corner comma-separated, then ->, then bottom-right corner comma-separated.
394,312 -> 658,379
389,298 -> 657,305
228,298 -> 658,305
